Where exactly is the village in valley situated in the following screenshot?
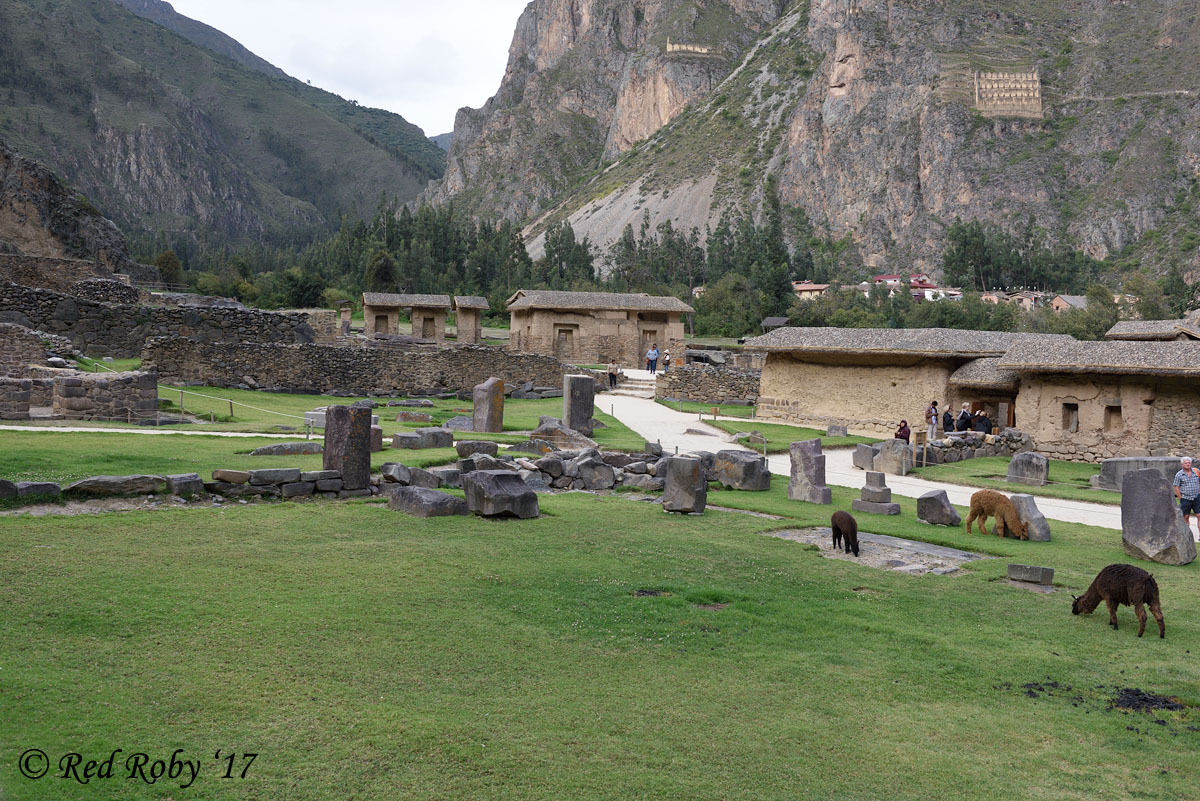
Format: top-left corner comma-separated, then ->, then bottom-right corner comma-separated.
2,0 -> 1199,799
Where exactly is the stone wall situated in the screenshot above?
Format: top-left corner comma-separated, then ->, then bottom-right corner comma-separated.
0,253 -> 114,292
0,322 -> 75,376
0,281 -> 324,357
1014,374 -> 1159,463
52,371 -> 159,421
1144,384 -> 1200,459
142,339 -> 607,395
509,308 -> 687,369
0,377 -> 31,420
655,365 -> 760,404
757,353 -> 955,435
68,279 -> 142,305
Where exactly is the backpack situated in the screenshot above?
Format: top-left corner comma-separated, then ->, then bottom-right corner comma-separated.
942,410 -> 953,430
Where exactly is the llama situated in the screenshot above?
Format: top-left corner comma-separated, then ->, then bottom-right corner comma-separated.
964,489 -> 1028,539
1072,563 -> 1164,638
830,510 -> 860,557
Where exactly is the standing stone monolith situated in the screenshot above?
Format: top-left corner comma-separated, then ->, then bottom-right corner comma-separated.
323,405 -> 372,490
874,438 -> 912,476
472,377 -> 504,433
662,456 -> 707,513
563,374 -> 595,436
788,439 -> 832,505
1007,452 -> 1049,487
1120,469 -> 1197,565
1009,494 -> 1051,541
713,450 -> 770,491
852,471 -> 900,515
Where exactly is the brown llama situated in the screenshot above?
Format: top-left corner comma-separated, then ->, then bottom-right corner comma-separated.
1072,563 -> 1165,638
830,510 -> 860,557
964,489 -> 1028,539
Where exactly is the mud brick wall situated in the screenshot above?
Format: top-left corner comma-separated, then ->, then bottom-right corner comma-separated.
52,371 -> 159,421
655,365 -> 761,404
141,339 -> 607,396
0,377 -> 31,420
0,281 -> 322,357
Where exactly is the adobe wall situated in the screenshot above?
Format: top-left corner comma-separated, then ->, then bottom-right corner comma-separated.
509,309 -> 686,368
1017,374 -> 1200,462
655,365 -> 760,404
756,353 -> 954,435
0,281 -> 326,357
0,253 -> 114,293
141,339 -> 606,396
52,371 -> 159,422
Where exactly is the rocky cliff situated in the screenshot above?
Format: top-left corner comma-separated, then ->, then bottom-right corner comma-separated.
423,0 -> 785,220
0,138 -> 144,278
0,0 -> 439,250
437,0 -> 1200,276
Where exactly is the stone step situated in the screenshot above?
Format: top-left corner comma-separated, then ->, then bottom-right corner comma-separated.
609,389 -> 656,398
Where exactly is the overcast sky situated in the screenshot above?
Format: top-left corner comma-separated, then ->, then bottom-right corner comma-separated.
167,0 -> 531,136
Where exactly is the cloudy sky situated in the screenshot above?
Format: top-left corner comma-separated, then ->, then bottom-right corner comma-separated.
168,0 -> 532,136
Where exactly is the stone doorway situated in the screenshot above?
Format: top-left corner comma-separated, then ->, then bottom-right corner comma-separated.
640,329 -> 659,361
373,315 -> 388,335
421,317 -> 436,339
554,327 -> 576,360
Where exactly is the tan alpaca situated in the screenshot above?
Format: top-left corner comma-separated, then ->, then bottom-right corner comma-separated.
964,489 -> 1028,539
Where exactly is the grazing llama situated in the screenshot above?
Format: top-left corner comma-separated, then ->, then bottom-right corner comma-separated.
964,489 -> 1028,539
830,510 -> 860,557
1072,563 -> 1164,638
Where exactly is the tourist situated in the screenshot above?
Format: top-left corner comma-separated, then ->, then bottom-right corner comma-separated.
895,420 -> 910,443
925,400 -> 939,441
1172,456 -> 1200,539
646,343 -> 660,373
972,410 -> 993,434
662,350 -> 671,373
955,402 -> 973,431
942,406 -> 954,433
607,360 -> 619,389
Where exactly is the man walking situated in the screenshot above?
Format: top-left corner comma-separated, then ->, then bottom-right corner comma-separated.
1172,456 -> 1200,541
646,343 -> 660,374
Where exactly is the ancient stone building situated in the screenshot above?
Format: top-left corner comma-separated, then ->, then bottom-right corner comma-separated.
361,293 -> 452,340
1105,318 -> 1200,341
999,340 -> 1200,463
973,70 -> 1042,118
453,296 -> 489,344
746,328 -> 1073,436
506,290 -> 692,368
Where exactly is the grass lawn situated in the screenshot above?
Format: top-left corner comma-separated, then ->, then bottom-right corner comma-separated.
1,476 -> 1197,800
913,457 -> 1119,506
76,356 -> 143,373
709,419 -> 879,451
0,430 -> 459,487
655,398 -> 757,418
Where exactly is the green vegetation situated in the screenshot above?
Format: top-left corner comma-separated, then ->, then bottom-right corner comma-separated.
913,456 -> 1117,505
708,419 -> 879,452
1,476 -> 1196,799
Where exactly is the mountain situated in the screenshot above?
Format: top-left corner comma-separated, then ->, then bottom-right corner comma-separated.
431,0 -> 1200,278
0,0 -> 444,254
1,137 -> 146,278
423,0 -> 785,221
431,133 -> 454,152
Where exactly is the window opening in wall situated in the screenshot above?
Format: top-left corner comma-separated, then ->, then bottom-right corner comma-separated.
1062,403 -> 1079,433
1104,405 -> 1123,433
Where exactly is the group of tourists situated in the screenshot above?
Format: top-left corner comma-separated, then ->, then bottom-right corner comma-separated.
896,400 -> 995,443
645,344 -> 670,374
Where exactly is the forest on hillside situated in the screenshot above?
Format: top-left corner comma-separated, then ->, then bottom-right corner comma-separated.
147,183 -> 1196,341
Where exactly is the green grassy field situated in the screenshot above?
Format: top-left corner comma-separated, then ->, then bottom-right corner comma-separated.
708,419 -> 879,451
913,457 -> 1119,505
0,470 -> 1196,800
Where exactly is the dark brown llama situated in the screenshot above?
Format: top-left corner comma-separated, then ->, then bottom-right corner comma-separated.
1071,564 -> 1164,638
831,510 -> 859,557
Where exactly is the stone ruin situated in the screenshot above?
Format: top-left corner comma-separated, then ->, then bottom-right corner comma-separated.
974,70 -> 1042,119
852,472 -> 900,515
789,439 -> 832,504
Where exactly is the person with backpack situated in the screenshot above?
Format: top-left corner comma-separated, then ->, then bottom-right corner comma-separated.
942,407 -> 954,433
925,400 -> 939,441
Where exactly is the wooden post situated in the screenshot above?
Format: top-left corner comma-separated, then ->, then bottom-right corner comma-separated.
179,389 -> 184,414
229,400 -> 234,419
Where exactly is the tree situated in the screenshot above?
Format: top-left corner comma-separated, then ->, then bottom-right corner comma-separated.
693,273 -> 762,337
1122,272 -> 1169,321
363,248 -> 397,293
152,249 -> 184,286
